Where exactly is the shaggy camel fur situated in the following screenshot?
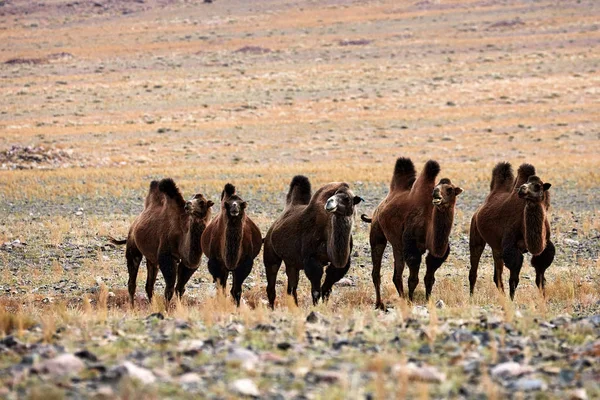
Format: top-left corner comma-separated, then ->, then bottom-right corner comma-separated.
109,178 -> 213,306
361,158 -> 462,308
469,162 -> 554,300
201,184 -> 262,306
263,176 -> 363,308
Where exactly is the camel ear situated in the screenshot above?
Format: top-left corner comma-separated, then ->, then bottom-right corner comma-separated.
207,200 -> 214,208
241,201 -> 248,209
353,196 -> 363,205
543,183 -> 551,191
454,187 -> 463,196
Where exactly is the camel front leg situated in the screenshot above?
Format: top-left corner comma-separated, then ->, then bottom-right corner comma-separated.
424,245 -> 450,301
403,236 -> 422,302
175,263 -> 198,298
304,256 -> 324,306
492,250 -> 505,293
502,245 -> 524,301
158,252 -> 178,307
532,240 -> 555,296
231,258 -> 253,307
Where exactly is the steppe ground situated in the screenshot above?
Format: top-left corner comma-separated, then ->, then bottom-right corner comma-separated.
0,0 -> 599,398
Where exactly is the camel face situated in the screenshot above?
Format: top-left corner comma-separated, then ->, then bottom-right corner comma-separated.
224,195 -> 247,218
324,188 -> 363,216
517,176 -> 551,202
185,193 -> 214,218
432,178 -> 463,209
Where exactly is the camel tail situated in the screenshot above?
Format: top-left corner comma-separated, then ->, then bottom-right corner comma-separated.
286,175 -> 312,206
360,214 -> 372,223
514,163 -> 536,188
490,162 -> 514,192
158,178 -> 186,208
108,236 -> 127,245
390,157 -> 416,191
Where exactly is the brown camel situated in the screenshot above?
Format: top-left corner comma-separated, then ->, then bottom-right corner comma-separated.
361,158 -> 462,308
263,176 -> 363,308
109,178 -> 214,306
200,183 -> 262,306
469,162 -> 554,300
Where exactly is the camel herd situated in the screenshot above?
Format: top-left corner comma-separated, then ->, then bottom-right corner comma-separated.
109,158 -> 554,309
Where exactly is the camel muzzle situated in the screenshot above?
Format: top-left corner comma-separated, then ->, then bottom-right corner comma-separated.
325,198 -> 338,212
229,203 -> 240,216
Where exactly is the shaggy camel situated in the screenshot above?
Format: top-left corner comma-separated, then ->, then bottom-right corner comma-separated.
361,158 -> 462,308
201,183 -> 262,306
263,176 -> 363,308
469,162 -> 554,300
109,178 -> 213,306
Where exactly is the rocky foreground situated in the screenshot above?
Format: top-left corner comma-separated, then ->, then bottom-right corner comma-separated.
0,303 -> 598,399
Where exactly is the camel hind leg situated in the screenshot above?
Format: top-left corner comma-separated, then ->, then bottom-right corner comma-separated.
208,258 -> 228,294
125,242 -> 143,307
469,215 -> 486,296
403,235 -> 422,302
263,237 -> 283,309
145,260 -> 159,304
391,244 -> 406,300
502,243 -> 524,301
322,259 -> 351,302
424,246 -> 450,301
492,250 -> 505,293
231,258 -> 253,307
369,220 -> 388,310
532,240 -> 555,296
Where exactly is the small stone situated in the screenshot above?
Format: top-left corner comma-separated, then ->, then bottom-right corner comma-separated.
147,312 -> 164,320
75,211 -> 83,216
435,299 -> 445,309
37,353 -> 85,377
392,363 -> 446,383
509,378 -> 547,391
230,378 -> 260,397
75,349 -> 98,362
490,362 -> 534,379
277,342 -> 292,351
119,361 -> 156,384
178,340 -> 204,355
412,306 -> 429,318
336,277 -> 354,287
569,388 -> 588,400
306,311 -> 319,323
308,370 -> 344,383
178,372 -> 201,385
226,347 -> 259,371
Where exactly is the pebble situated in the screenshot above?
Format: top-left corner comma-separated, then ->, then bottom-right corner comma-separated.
118,361 -> 156,384
392,362 -> 446,383
230,378 -> 260,397
509,377 -> 548,391
36,353 -> 85,377
490,362 -> 534,379
226,347 -> 259,371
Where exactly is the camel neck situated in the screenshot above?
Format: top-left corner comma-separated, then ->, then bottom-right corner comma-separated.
327,214 -> 353,268
183,216 -> 206,267
524,201 -> 547,256
428,205 -> 454,258
223,215 -> 244,270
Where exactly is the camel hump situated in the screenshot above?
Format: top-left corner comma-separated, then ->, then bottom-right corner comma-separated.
422,160 -> 441,181
286,175 -> 312,206
390,157 -> 416,191
158,178 -> 186,208
222,183 -> 236,200
514,163 -> 536,188
490,162 -> 514,192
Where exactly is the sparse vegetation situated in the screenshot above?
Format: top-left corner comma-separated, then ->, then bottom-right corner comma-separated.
0,0 -> 599,398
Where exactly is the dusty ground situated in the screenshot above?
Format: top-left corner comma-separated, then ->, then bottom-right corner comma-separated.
0,0 -> 599,398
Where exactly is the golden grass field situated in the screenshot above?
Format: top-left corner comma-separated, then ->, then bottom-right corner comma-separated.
0,0 -> 599,398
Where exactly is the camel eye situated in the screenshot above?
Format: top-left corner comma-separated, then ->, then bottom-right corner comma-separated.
446,188 -> 453,195
534,184 -> 541,191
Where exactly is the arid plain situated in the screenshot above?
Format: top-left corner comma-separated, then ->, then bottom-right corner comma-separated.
0,0 -> 599,398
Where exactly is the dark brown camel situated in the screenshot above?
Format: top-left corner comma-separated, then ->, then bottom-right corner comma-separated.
263,176 -> 363,308
469,162 -> 554,300
200,183 -> 262,306
361,158 -> 462,309
109,178 -> 213,306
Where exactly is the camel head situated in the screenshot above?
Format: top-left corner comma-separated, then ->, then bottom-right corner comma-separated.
184,193 -> 214,218
220,183 -> 247,219
432,178 -> 463,209
517,175 -> 551,202
324,187 -> 363,217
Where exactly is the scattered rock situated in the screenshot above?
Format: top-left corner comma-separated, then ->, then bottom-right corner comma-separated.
178,372 -> 201,385
490,362 -> 534,379
230,378 -> 260,397
117,361 -> 156,384
36,353 -> 85,377
226,347 -> 259,371
339,39 -> 371,46
509,377 -> 547,391
336,277 -> 354,287
435,299 -> 445,309
306,311 -> 320,323
392,362 -> 446,383
234,46 -> 271,54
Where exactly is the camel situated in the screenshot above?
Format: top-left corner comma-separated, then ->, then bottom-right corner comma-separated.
200,183 -> 262,306
263,176 -> 363,308
361,158 -> 462,308
469,162 -> 554,300
109,178 -> 214,306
